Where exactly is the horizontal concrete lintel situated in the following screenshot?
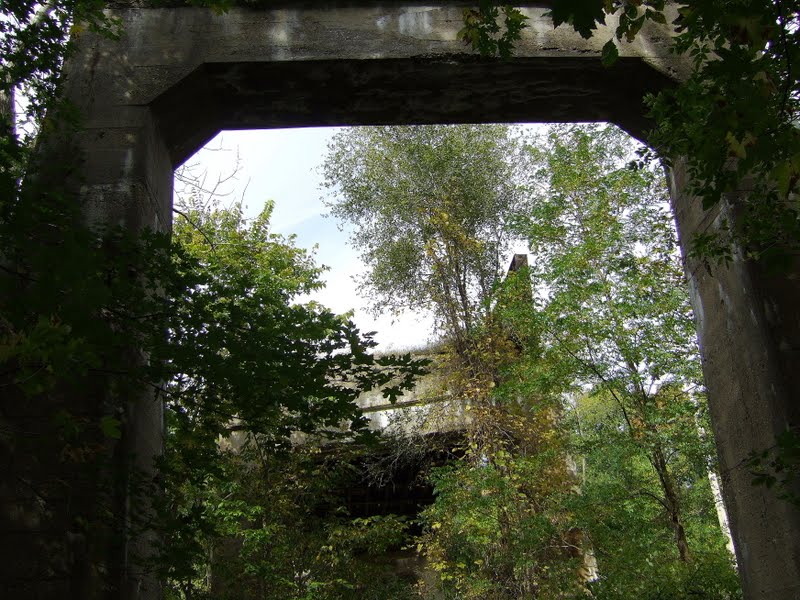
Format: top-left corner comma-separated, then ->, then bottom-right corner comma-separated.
149,55 -> 674,164
107,5 -> 685,77
360,394 -> 452,413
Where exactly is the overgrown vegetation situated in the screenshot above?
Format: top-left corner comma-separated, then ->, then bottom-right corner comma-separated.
1,1 -> 425,594
466,0 -> 800,270
2,0 -> 795,596
158,435 -> 419,600
516,125 -> 740,598
322,123 -> 740,599
322,124 -> 529,354
0,143 -> 426,596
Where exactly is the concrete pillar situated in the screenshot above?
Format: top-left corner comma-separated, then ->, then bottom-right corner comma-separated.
668,158 -> 800,600
0,30 -> 172,600
65,34 -> 172,600
60,36 -> 173,233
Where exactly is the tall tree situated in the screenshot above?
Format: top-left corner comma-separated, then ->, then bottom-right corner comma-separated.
322,124 -> 529,353
323,124 -> 585,598
159,195 -> 426,444
462,0 -> 800,268
515,124 -> 739,596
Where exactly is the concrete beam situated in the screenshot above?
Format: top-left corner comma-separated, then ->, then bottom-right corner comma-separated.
152,56 -> 674,164
65,5 -> 684,165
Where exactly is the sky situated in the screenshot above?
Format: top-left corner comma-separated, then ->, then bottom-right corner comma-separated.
176,127 -> 437,352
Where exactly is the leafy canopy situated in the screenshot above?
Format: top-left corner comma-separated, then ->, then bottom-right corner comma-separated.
513,124 -> 739,598
461,0 -> 799,267
322,124 -> 530,347
161,196 -> 427,446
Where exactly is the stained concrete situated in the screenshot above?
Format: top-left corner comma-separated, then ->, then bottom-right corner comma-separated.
64,5 -> 687,172
6,3 -> 798,599
668,160 -> 800,599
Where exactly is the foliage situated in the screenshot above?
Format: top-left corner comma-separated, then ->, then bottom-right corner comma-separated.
2,0 -> 429,590
460,0 -> 799,267
517,124 -> 703,399
161,195 -> 426,445
458,1 -> 529,59
567,392 -> 741,600
322,122 -> 586,598
544,0 -> 800,268
322,124 -> 530,352
419,449 -> 581,600
416,351 -> 583,600
322,121 -> 738,598
547,0 -> 667,45
1,0 -> 127,423
1,185 -> 426,441
1,29 -> 427,586
1,0 -> 120,142
513,124 -> 740,598
148,195 -> 428,596
747,428 -> 800,508
0,159 -> 427,590
644,0 -> 800,268
158,438 -> 418,600
364,276 -> 584,599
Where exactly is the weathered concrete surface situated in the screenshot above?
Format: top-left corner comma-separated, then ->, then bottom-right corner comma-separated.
67,5 -> 685,166
668,160 -> 800,600
9,3 -> 797,599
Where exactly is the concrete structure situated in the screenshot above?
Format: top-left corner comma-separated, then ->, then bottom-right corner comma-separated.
356,350 -> 467,434
5,2 -> 798,599
667,161 -> 800,598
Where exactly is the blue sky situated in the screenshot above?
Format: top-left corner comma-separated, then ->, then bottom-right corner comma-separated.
179,127 -> 436,351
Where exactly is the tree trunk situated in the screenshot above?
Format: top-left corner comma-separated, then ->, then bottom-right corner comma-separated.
651,445 -> 691,562
0,81 -> 14,141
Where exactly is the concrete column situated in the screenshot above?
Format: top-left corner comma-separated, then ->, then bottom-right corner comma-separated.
668,159 -> 800,600
65,33 -> 173,600
59,32 -> 174,233
0,29 -> 172,599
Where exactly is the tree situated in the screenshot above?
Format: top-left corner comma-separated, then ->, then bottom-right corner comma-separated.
1,0 -> 119,197
1,102 -> 426,593
148,193 -> 429,597
322,124 -> 530,353
1,2 -> 436,590
158,194 -> 426,444
513,124 -> 739,597
416,330 -> 584,600
546,0 -> 800,267
567,390 -> 741,599
159,434 -> 417,600
463,0 -> 799,266
323,125 -> 588,597
418,443 -> 582,599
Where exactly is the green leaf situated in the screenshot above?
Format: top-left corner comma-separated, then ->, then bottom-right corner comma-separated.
100,415 -> 122,440
547,0 -> 606,39
645,9 -> 667,25
601,38 -> 619,66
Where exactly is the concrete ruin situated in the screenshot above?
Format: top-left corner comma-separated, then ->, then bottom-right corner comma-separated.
4,2 -> 799,598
